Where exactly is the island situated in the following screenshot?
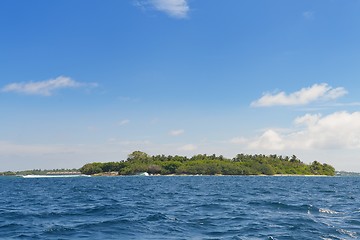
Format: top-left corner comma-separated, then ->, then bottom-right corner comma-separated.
0,151 -> 336,177
79,151 -> 336,176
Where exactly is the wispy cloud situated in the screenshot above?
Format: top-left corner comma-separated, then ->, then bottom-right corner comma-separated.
169,129 -> 184,136
233,111 -> 360,151
118,119 -> 130,126
118,96 -> 141,102
1,76 -> 97,96
115,140 -> 151,146
251,83 -> 347,107
229,137 -> 247,145
178,144 -> 197,151
326,102 -> 360,107
135,0 -> 190,19
303,11 -> 315,20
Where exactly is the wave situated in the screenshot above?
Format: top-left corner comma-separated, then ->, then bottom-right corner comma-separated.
319,208 -> 341,215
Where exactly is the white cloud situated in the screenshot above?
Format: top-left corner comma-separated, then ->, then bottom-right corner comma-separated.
251,83 -> 347,107
244,111 -> 360,150
178,144 -> 197,151
248,129 -> 285,151
135,0 -> 190,18
1,76 -> 97,96
293,113 -> 321,126
118,119 -> 130,126
169,129 -> 184,136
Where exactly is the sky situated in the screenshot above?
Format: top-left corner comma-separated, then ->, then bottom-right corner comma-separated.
1,0 -> 360,172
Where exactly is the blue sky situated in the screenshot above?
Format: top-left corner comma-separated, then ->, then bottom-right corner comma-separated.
1,0 -> 360,171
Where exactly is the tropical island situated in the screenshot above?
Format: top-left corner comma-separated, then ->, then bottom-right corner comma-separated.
79,151 -> 335,176
0,151 -> 336,177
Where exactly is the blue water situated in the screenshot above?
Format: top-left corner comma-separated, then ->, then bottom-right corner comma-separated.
1,176 -> 360,239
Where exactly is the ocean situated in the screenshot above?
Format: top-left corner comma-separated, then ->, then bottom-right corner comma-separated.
1,176 -> 359,239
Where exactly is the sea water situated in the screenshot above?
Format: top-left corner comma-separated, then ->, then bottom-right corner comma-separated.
1,176 -> 360,239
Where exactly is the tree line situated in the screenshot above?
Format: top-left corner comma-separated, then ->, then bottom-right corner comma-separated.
79,151 -> 335,176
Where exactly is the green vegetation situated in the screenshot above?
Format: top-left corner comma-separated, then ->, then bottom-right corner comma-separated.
0,168 -> 80,176
79,151 -> 336,176
0,171 -> 16,176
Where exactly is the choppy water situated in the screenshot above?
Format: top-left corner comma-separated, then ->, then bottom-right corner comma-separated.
1,176 -> 360,239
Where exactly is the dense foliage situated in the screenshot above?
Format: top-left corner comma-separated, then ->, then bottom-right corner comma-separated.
79,151 -> 335,176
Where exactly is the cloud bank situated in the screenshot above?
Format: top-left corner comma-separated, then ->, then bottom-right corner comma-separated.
234,111 -> 360,151
1,76 -> 97,96
251,83 -> 347,107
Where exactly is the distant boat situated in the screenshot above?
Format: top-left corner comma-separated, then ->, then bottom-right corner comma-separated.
22,174 -> 91,178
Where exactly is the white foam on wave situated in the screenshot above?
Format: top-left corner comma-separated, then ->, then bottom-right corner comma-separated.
337,228 -> 357,238
319,208 -> 340,215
